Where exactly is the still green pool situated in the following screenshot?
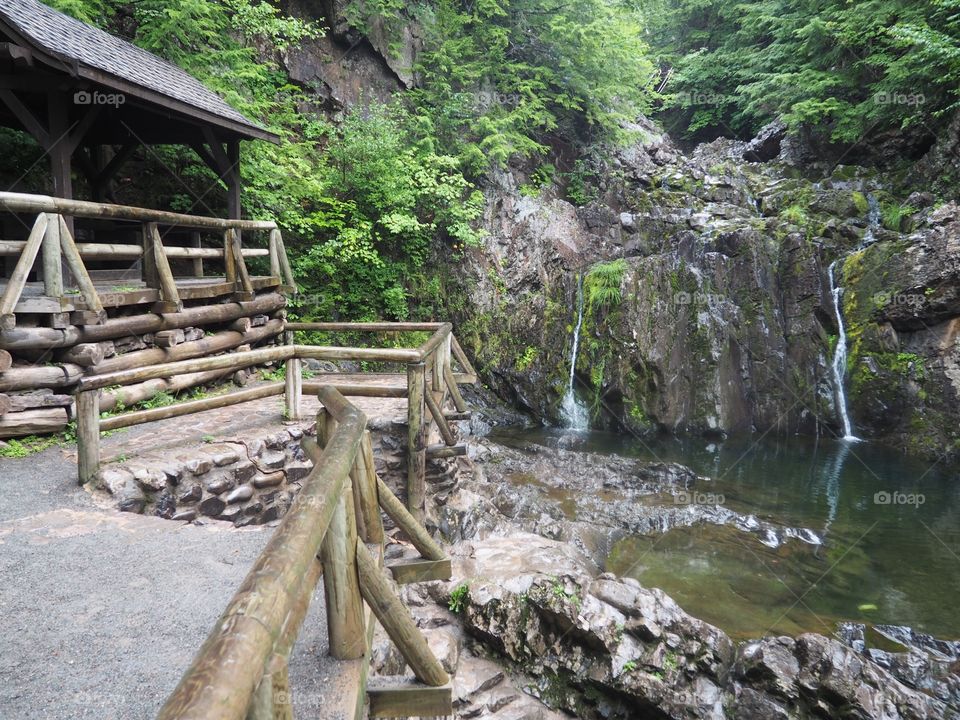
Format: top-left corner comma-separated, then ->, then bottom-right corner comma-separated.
492,429 -> 960,641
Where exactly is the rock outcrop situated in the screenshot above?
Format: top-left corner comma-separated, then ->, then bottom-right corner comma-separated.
445,119 -> 960,460
417,533 -> 956,720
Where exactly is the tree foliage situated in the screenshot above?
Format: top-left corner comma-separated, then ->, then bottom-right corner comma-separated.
352,0 -> 657,173
642,0 -> 960,143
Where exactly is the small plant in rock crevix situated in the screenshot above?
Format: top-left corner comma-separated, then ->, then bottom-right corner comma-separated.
584,259 -> 628,312
622,660 -> 637,673
448,582 -> 470,613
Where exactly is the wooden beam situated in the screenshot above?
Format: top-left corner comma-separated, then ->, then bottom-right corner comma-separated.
0,292 -> 285,352
0,213 -> 49,330
356,541 -> 449,687
374,476 -> 445,562
425,444 -> 467,459
0,88 -> 49,147
79,344 -> 293,391
358,432 -> 385,544
145,222 -> 182,312
407,362 -> 426,522
98,382 -> 284,432
367,680 -> 452,718
0,407 -> 69,439
388,558 -> 452,585
424,387 -> 456,446
58,215 -> 105,323
94,142 -> 138,188
444,361 -> 468,413
66,106 -> 101,155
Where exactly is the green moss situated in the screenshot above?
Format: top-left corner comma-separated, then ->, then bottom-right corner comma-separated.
852,191 -> 869,215
515,346 -> 538,372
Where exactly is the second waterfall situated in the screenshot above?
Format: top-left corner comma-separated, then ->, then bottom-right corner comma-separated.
828,260 -> 860,442
560,275 -> 590,430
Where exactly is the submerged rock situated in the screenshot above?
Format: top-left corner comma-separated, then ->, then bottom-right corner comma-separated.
441,533 -> 950,720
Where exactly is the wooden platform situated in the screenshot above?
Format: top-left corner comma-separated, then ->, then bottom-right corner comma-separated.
3,275 -> 281,314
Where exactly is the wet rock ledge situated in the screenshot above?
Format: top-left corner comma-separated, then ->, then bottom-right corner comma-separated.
381,437 -> 960,720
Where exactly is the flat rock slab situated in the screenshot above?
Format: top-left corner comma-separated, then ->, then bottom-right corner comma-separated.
94,380 -> 408,469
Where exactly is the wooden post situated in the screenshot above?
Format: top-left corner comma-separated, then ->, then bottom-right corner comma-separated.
424,389 -> 456,447
315,407 -> 365,660
444,361 -> 468,414
190,232 -> 204,278
41,212 -> 62,298
356,541 -> 449,686
375,476 -> 445,561
0,213 -> 49,330
406,362 -> 426,522
283,331 -> 301,421
319,476 -> 366,660
58,215 -> 105,324
223,228 -> 237,286
145,222 -> 182,312
359,432 -> 385,544
268,228 -> 282,279
76,389 -> 100,485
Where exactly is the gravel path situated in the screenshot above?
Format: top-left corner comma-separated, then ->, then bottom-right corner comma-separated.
0,447 -> 333,719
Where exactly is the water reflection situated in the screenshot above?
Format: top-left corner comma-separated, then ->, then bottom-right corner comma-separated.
490,428 -> 960,640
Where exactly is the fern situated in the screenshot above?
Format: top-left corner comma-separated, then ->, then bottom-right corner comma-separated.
585,259 -> 628,312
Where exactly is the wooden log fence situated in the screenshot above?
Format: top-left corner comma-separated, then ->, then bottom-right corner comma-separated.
75,322 -> 474,521
156,385 -> 451,720
0,191 -> 296,333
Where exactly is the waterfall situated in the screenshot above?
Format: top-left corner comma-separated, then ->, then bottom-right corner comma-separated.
828,261 -> 860,442
560,275 -> 589,431
861,193 -> 880,247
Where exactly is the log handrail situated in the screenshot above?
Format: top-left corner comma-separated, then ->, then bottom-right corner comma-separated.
75,323 -> 474,520
0,191 -> 276,231
156,385 -> 450,720
157,386 -> 365,719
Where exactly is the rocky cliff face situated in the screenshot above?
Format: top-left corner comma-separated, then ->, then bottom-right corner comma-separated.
444,120 -> 960,460
273,4 -> 960,460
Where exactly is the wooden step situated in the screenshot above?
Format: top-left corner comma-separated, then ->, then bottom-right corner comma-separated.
425,444 -> 467,460
367,676 -> 452,718
443,411 -> 471,421
387,558 -> 452,585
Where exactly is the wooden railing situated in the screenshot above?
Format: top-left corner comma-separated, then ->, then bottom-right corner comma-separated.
154,385 -> 451,720
0,191 -> 296,330
75,322 -> 477,519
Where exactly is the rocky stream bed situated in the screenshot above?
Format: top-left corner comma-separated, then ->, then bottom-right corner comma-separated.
370,433 -> 960,720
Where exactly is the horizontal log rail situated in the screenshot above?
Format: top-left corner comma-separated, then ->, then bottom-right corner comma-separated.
0,239 -> 270,259
75,324 -> 475,525
156,385 -> 451,720
0,193 -> 296,332
0,191 -> 276,231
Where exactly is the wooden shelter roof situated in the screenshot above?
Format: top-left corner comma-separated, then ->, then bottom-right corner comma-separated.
0,0 -> 276,142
